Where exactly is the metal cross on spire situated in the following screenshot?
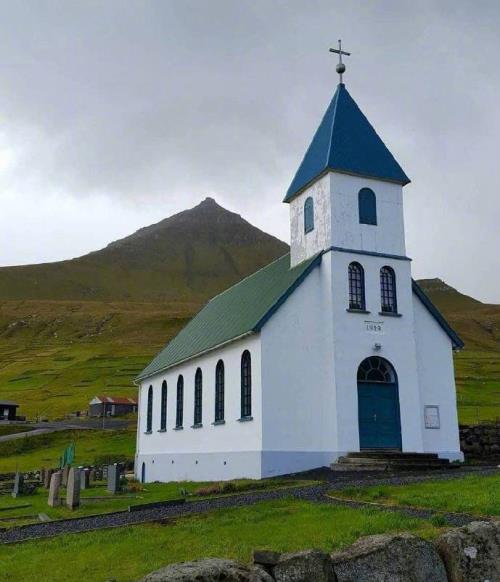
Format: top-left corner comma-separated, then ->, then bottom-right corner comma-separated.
329,40 -> 351,84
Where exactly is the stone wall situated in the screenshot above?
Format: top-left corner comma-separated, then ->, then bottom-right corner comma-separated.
460,423 -> 500,459
140,521 -> 500,582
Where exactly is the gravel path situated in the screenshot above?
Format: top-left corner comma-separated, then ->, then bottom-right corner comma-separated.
1,466 -> 497,545
0,483 -> 326,545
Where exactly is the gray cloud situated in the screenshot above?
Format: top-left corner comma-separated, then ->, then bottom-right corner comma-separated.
0,0 -> 498,302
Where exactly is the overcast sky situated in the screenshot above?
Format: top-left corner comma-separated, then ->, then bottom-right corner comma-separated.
0,1 -> 499,302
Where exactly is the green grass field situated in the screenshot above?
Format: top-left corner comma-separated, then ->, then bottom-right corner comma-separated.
454,350 -> 500,424
334,472 -> 500,516
0,478 -> 313,527
0,425 -> 36,437
0,499 -> 440,582
0,300 -> 195,420
0,428 -> 136,472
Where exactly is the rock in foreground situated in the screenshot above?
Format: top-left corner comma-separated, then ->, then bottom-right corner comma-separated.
435,520 -> 500,582
331,532 -> 447,582
273,549 -> 336,582
140,557 -> 273,581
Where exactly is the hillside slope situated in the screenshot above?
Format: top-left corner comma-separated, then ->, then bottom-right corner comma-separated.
0,204 -> 498,423
418,278 -> 499,351
0,197 -> 288,302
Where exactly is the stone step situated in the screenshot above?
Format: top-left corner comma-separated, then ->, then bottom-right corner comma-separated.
331,463 -> 456,472
347,451 -> 440,460
338,456 -> 448,465
330,450 -> 454,472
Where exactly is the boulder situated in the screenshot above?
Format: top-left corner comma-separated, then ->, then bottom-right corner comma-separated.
331,533 -> 447,582
273,550 -> 336,582
435,520 -> 500,582
253,549 -> 281,568
140,558 -> 273,581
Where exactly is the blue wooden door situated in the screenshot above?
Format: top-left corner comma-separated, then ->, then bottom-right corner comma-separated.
358,382 -> 402,449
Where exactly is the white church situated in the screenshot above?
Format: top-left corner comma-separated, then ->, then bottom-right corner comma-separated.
135,55 -> 464,483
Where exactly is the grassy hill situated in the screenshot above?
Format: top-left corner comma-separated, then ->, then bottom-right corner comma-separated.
418,278 -> 500,424
0,203 -> 498,426
0,198 -> 288,420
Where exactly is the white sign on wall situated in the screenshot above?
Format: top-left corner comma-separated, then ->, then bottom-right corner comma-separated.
424,405 -> 440,429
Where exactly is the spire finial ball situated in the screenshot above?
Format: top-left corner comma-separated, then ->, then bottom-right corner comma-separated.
336,62 -> 346,75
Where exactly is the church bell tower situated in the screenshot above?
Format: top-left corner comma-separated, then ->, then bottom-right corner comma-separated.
285,41 -> 410,268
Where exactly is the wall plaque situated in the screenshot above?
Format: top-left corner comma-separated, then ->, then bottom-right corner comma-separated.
424,405 -> 440,429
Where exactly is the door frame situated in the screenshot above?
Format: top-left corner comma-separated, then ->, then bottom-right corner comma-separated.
357,357 -> 402,451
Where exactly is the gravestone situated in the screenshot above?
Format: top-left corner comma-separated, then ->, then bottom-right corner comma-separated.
48,471 -> 62,507
43,469 -> 54,489
66,467 -> 81,510
62,464 -> 70,487
40,468 -> 46,485
80,468 -> 90,490
11,473 -> 24,498
107,464 -> 120,494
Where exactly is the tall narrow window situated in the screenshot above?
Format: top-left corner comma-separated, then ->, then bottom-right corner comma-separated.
146,385 -> 153,433
241,350 -> 252,419
304,197 -> 314,233
380,266 -> 397,313
215,360 -> 225,422
176,375 -> 184,428
358,188 -> 377,225
348,262 -> 365,310
194,368 -> 203,426
160,380 -> 167,431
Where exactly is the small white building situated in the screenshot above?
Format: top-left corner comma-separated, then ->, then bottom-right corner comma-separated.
135,75 -> 464,483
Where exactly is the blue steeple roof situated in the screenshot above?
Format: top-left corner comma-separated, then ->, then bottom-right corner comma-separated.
284,84 -> 410,202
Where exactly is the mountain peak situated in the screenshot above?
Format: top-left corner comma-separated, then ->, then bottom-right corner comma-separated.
199,196 -> 217,206
0,198 -> 288,301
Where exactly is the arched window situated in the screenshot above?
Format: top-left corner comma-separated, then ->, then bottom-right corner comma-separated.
160,380 -> 167,431
348,262 -> 365,310
146,385 -> 153,433
380,266 -> 397,313
215,360 -> 225,422
357,356 -> 396,383
194,368 -> 203,426
304,197 -> 314,233
358,188 -> 377,225
175,375 -> 184,428
241,350 -> 252,418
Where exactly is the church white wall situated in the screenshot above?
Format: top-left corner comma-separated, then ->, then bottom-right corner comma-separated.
136,334 -> 263,482
413,295 -> 463,461
290,174 -> 331,267
330,173 -> 406,257
260,259 -> 337,476
328,249 -> 425,455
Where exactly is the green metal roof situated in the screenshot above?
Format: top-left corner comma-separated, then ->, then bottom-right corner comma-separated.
137,253 -> 322,380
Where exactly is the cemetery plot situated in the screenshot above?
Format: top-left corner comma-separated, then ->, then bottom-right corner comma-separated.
0,471 -> 315,528
0,428 -> 136,472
